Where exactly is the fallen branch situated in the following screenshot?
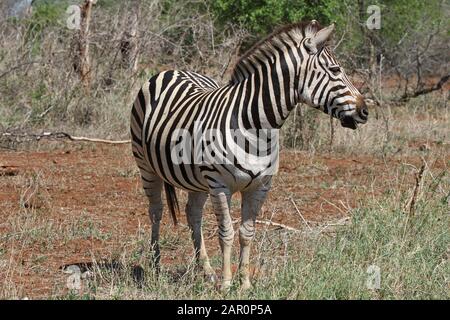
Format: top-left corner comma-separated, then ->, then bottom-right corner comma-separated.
1,131 -> 130,144
205,217 -> 302,239
206,215 -> 353,239
232,219 -> 301,233
317,216 -> 350,234
255,219 -> 301,233
398,74 -> 449,103
55,132 -> 130,144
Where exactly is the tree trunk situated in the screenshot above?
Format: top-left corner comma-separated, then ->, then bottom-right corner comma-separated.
73,0 -> 95,93
120,3 -> 140,72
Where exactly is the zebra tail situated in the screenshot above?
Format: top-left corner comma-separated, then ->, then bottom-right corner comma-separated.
164,182 -> 179,226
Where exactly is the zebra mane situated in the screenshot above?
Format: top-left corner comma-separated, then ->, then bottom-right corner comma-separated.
229,20 -> 324,84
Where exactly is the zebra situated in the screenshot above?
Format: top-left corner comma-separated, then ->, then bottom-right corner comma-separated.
130,20 -> 368,291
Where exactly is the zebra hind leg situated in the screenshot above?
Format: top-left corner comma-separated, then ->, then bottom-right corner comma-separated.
141,173 -> 164,272
186,192 -> 216,282
239,186 -> 270,290
209,189 -> 234,292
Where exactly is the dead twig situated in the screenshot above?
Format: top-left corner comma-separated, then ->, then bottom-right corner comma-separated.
58,133 -> 130,144
289,197 -> 313,231
1,131 -> 130,144
231,218 -> 302,233
317,216 -> 351,234
406,162 -> 427,217
255,219 -> 301,233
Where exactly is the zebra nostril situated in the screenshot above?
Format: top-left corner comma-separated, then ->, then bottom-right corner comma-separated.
358,107 -> 369,119
357,107 -> 368,121
361,109 -> 368,117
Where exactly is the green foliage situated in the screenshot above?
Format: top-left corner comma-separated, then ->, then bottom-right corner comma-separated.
211,0 -> 347,35
365,0 -> 444,45
28,0 -> 67,29
210,0 -> 448,68
23,0 -> 68,54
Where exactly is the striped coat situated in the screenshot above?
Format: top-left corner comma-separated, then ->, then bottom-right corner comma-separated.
131,20 -> 368,290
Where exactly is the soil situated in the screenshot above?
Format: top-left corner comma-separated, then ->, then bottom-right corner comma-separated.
0,143 -> 444,298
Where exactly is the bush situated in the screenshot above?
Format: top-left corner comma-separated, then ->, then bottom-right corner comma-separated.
211,0 -> 347,35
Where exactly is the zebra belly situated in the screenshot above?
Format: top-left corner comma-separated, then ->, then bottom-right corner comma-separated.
206,165 -> 274,193
142,140 -> 274,194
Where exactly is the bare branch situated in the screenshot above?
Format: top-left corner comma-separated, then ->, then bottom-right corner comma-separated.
289,197 -> 313,231
398,74 -> 450,102
1,131 -> 130,144
405,161 -> 426,217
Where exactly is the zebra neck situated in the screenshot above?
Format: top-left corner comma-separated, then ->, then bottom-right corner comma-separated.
236,67 -> 299,130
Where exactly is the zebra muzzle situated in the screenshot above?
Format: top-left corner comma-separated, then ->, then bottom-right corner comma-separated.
340,116 -> 357,130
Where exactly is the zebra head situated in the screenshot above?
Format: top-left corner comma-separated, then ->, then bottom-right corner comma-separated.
299,21 -> 368,129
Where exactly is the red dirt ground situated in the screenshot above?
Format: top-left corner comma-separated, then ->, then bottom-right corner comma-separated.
0,143 -> 445,298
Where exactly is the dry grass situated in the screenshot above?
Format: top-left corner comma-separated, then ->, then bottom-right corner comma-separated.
0,98 -> 448,299
0,0 -> 245,138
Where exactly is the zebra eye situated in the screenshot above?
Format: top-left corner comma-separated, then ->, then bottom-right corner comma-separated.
329,66 -> 341,75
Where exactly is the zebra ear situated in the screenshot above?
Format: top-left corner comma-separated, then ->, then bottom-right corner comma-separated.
312,23 -> 335,49
305,23 -> 335,54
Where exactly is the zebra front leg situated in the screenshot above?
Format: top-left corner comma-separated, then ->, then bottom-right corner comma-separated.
239,184 -> 271,290
186,192 -> 215,281
210,189 -> 234,291
142,174 -> 164,271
